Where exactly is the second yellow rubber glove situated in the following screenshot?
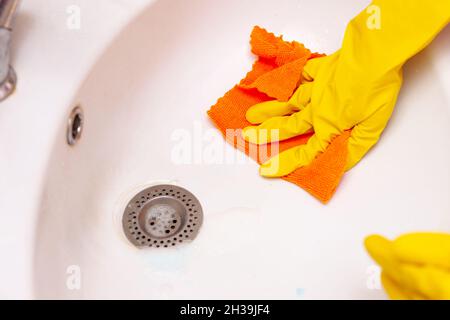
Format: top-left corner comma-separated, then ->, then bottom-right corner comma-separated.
243,0 -> 450,177
365,233 -> 450,300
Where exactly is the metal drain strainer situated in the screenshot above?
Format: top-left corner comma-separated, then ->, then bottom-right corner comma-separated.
123,185 -> 203,248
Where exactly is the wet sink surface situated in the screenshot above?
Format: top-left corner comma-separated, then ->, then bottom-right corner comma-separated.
34,0 -> 450,299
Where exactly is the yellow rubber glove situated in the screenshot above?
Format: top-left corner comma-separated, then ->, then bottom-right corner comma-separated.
243,0 -> 450,177
365,233 -> 450,300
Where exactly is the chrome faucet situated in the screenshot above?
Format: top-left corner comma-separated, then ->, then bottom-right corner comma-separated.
0,0 -> 19,102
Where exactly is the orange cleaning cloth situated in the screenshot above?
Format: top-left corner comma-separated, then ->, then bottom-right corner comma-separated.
207,26 -> 350,203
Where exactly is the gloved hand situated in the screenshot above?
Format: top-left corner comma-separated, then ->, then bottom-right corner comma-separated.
365,233 -> 450,300
243,0 -> 450,177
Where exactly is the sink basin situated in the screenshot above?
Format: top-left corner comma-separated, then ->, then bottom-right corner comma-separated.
1,0 -> 449,299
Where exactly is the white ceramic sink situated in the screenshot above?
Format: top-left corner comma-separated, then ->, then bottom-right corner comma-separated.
0,0 -> 449,299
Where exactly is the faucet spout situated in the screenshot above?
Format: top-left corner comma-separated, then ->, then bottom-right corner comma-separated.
0,0 -> 20,30
0,0 -> 19,102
